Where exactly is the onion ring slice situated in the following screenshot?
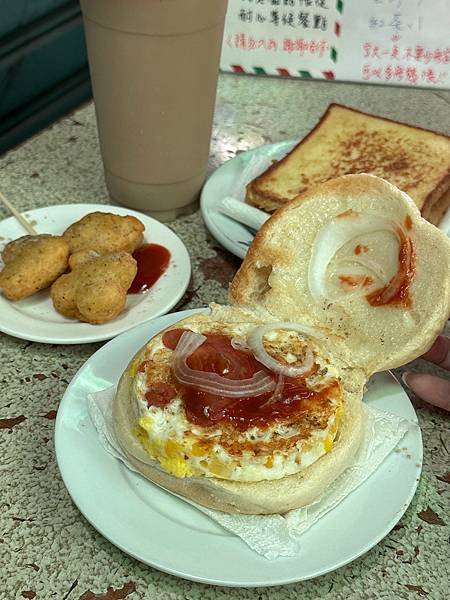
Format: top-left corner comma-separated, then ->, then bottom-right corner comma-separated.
172,331 -> 276,397
247,322 -> 318,377
308,212 -> 402,303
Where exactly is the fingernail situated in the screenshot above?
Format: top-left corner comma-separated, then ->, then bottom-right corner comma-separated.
402,371 -> 412,388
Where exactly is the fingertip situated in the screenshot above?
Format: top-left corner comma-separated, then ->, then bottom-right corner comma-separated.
421,335 -> 450,369
401,372 -> 450,412
401,371 -> 412,389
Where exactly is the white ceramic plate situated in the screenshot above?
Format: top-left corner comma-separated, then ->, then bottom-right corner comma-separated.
201,140 -> 450,259
55,309 -> 422,587
201,140 -> 295,259
0,204 -> 191,344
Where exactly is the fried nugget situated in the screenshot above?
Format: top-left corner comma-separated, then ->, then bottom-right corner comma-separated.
50,272 -> 80,319
0,234 -> 69,301
68,249 -> 101,270
63,212 -> 144,255
51,251 -> 137,324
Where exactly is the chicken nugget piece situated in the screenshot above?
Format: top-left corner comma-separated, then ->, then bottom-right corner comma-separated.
0,234 -> 69,301
76,280 -> 126,324
51,251 -> 137,324
68,249 -> 100,270
63,212 -> 144,255
80,252 -> 138,290
50,272 -> 81,319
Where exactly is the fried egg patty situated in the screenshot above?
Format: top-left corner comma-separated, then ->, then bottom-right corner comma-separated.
130,315 -> 343,482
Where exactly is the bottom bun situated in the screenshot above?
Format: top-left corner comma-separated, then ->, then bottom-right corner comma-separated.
113,350 -> 364,515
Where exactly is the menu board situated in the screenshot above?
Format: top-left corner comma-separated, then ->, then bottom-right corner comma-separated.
220,0 -> 450,89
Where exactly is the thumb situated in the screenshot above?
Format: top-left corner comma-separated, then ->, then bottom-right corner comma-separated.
402,372 -> 450,412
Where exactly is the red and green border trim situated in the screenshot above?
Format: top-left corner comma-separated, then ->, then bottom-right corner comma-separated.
331,0 -> 343,65
231,65 -> 335,80
230,0 -> 343,81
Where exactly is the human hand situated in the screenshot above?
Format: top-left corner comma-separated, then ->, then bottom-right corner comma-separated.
402,335 -> 450,411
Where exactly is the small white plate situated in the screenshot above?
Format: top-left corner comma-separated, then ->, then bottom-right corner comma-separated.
201,141 -> 450,259
201,140 -> 295,259
55,310 -> 422,587
0,204 -> 191,344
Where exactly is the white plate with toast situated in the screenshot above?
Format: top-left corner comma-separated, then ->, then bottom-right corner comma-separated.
0,204 -> 191,344
55,310 -> 422,587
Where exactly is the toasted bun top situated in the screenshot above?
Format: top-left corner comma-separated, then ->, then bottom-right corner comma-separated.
231,174 -> 450,375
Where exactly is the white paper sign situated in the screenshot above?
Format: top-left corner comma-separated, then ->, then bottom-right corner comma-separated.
221,0 -> 339,80
220,0 -> 450,89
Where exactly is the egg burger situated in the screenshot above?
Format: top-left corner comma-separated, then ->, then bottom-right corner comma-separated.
113,175 -> 450,514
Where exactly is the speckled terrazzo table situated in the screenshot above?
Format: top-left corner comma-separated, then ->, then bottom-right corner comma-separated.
1,74 -> 449,600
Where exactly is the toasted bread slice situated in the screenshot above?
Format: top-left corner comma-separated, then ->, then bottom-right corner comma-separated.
234,174 -> 450,375
245,104 -> 450,225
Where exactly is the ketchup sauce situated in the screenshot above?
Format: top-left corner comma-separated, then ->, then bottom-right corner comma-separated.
145,383 -> 177,408
161,328 -> 333,431
404,215 -> 413,230
366,228 -> 415,308
129,243 -> 171,294
354,244 -> 369,255
339,274 -> 374,289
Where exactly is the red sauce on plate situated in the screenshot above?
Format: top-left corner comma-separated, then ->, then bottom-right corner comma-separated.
129,243 -> 171,294
162,328 -> 336,430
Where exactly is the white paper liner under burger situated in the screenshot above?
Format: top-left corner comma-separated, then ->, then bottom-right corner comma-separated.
88,385 -> 413,560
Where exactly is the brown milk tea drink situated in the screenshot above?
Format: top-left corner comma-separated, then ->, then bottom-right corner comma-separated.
80,0 -> 228,221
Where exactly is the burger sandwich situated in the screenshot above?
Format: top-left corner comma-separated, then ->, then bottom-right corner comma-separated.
113,174 -> 450,514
